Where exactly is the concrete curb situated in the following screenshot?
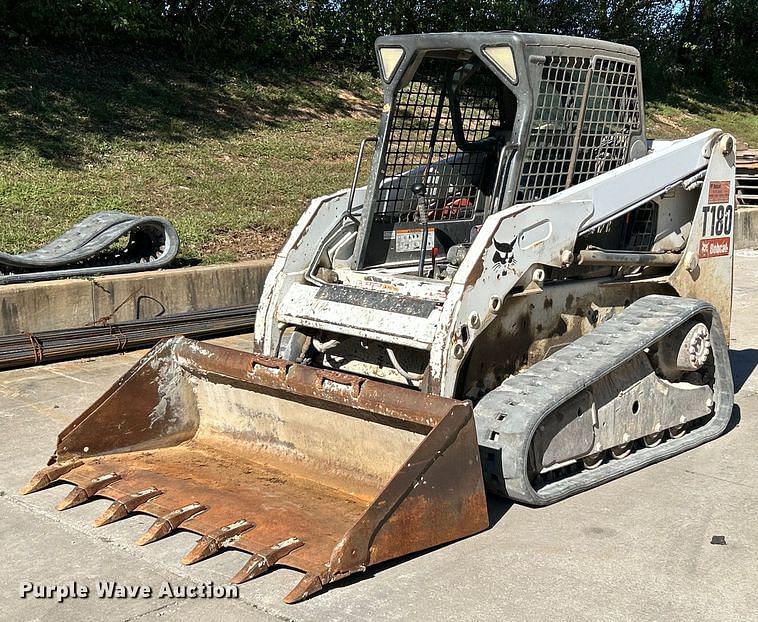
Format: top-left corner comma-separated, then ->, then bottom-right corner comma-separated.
736,207 -> 758,250
0,259 -> 273,336
1,206 -> 756,337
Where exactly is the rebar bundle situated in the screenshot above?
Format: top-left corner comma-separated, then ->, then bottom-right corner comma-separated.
0,305 -> 257,370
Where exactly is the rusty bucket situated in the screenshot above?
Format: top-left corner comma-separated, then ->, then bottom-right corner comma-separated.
22,336 -> 488,602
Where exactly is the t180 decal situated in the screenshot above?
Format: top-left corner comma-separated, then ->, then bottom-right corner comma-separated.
701,204 -> 733,238
698,203 -> 733,259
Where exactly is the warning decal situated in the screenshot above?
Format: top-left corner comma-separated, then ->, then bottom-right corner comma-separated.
698,236 -> 731,259
708,181 -> 731,204
395,228 -> 435,253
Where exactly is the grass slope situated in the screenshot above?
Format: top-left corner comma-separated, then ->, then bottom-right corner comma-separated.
1,47 -> 755,263
646,90 -> 757,148
0,47 -> 380,263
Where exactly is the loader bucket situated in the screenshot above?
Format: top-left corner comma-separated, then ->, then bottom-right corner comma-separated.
22,337 -> 488,602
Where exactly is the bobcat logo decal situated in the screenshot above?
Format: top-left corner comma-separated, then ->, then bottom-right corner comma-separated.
491,236 -> 517,275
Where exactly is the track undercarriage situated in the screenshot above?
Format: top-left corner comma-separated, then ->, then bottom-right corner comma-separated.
476,295 -> 732,504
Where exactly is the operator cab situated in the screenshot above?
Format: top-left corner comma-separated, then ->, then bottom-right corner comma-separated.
361,50 -> 517,273
332,32 -> 645,279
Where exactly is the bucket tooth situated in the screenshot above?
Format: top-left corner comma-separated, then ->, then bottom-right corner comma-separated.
284,572 -> 325,604
135,502 -> 207,546
231,537 -> 304,584
93,487 -> 163,527
56,472 -> 121,511
20,460 -> 84,494
181,519 -> 255,565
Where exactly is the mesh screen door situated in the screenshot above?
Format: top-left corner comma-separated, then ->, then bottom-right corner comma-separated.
374,55 -> 510,224
518,55 -> 641,203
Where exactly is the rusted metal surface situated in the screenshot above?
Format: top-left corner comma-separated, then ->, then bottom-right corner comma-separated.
23,336 -> 488,603
136,502 -> 207,546
57,472 -> 121,510
20,459 -> 83,494
94,487 -> 163,527
19,36 -> 741,608
455,278 -> 674,400
231,537 -> 304,584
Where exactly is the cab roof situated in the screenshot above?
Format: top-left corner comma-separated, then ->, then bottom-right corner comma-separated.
375,31 -> 640,60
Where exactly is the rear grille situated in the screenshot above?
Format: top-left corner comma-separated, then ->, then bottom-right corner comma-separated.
736,150 -> 758,208
376,57 -> 502,223
518,55 -> 641,203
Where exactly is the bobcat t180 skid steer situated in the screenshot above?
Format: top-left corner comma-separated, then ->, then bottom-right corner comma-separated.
24,32 -> 735,603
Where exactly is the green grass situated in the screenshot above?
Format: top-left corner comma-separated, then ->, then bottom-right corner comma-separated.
0,47 -> 380,262
646,90 -> 758,148
1,47 -> 756,264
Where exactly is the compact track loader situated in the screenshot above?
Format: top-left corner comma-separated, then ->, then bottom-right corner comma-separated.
25,32 -> 736,602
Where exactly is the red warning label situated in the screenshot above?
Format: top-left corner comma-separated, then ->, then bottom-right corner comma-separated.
708,181 -> 731,204
698,236 -> 731,258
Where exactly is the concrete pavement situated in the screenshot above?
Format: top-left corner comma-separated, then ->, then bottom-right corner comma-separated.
1,255 -> 756,622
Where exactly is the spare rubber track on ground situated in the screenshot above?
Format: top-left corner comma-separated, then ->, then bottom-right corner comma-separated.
475,295 -> 734,505
0,211 -> 179,284
0,305 -> 256,370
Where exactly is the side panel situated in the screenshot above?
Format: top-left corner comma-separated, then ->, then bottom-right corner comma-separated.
254,189 -> 358,356
429,199 -> 592,397
455,278 -> 675,400
670,134 -> 736,338
431,131 -> 720,397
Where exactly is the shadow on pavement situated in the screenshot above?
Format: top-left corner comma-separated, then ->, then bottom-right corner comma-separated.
724,404 -> 741,434
729,348 -> 758,393
487,495 -> 514,527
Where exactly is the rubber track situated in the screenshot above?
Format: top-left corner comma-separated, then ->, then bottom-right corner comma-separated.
474,295 -> 734,506
0,211 -> 179,284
